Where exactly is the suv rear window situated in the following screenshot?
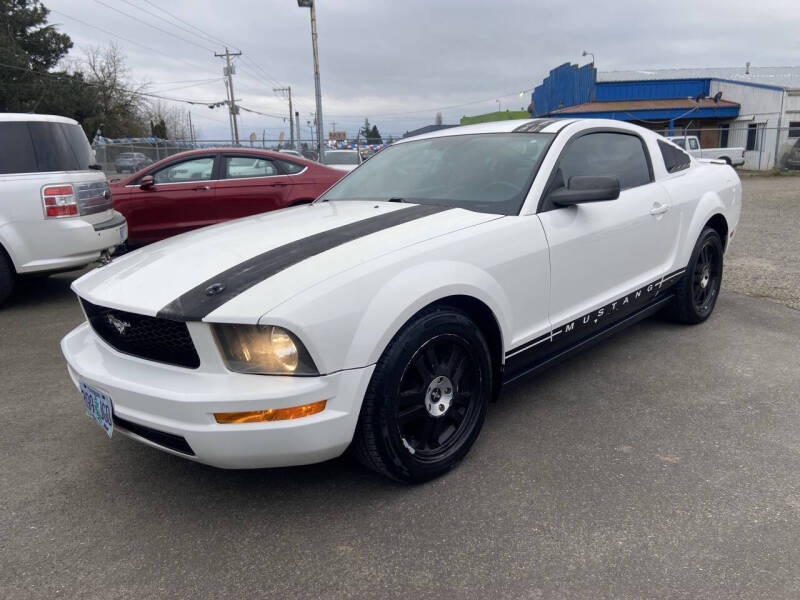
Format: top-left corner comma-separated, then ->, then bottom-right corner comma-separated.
658,139 -> 691,173
0,121 -> 95,174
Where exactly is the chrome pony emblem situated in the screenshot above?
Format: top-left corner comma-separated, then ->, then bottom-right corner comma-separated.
107,313 -> 131,335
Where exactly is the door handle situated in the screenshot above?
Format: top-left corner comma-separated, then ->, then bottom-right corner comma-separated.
269,182 -> 288,187
191,186 -> 210,191
650,202 -> 670,216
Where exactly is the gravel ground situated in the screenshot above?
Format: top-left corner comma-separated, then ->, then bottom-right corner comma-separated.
725,175 -> 800,311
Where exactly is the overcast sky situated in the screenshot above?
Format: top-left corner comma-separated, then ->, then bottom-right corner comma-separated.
44,0 -> 800,141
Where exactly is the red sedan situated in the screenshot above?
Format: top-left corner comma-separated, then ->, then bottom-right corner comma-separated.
109,148 -> 345,245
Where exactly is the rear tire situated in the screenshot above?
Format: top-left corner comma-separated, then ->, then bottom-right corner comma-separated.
0,249 -> 15,306
353,306 -> 492,483
665,227 -> 723,324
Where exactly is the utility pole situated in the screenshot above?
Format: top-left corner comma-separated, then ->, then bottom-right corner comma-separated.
295,111 -> 301,151
273,86 -> 295,149
297,0 -> 324,160
188,110 -> 195,145
215,47 -> 242,144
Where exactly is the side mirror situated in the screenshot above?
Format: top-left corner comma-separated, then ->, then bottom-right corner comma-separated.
139,175 -> 154,190
549,175 -> 620,206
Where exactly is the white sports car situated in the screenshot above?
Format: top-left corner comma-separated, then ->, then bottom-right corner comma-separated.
61,118 -> 741,482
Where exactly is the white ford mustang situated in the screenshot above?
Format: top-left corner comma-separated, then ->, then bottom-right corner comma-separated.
61,118 -> 741,482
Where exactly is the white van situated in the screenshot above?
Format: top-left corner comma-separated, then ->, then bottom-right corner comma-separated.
0,113 -> 127,305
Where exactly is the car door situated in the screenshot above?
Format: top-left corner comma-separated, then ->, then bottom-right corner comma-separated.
537,130 -> 680,332
215,154 -> 290,221
132,154 -> 217,242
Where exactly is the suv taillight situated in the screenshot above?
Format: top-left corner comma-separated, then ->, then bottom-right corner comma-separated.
42,185 -> 77,218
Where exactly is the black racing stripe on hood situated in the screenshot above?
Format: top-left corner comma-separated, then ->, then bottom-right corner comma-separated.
157,203 -> 451,322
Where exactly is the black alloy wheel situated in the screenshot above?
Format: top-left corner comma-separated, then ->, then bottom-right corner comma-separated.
692,237 -> 721,317
666,226 -> 724,324
395,334 -> 481,461
354,306 -> 492,483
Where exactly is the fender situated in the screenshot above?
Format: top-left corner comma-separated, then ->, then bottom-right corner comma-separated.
677,189 -> 728,268
260,259 -> 514,375
345,260 -> 512,370
0,223 -> 22,272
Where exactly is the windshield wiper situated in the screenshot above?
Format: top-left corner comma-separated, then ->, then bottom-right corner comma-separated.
388,197 -> 406,203
88,163 -> 103,170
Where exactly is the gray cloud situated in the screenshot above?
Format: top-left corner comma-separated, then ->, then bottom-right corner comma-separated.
46,0 -> 800,139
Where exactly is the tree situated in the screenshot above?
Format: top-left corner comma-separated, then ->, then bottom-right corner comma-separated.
80,43 -> 148,138
359,117 -> 371,140
367,124 -> 382,145
0,0 -> 74,111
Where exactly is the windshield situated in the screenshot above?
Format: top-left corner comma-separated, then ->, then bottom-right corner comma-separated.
323,152 -> 360,165
320,133 -> 554,215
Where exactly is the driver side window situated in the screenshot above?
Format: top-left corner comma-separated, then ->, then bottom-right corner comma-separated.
153,156 -> 214,184
554,132 -> 651,191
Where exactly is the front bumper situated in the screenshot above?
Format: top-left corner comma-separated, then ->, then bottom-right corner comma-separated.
61,321 -> 374,468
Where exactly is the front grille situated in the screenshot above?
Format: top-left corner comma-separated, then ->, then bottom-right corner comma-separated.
81,298 -> 200,368
114,415 -> 195,455
76,181 -> 112,216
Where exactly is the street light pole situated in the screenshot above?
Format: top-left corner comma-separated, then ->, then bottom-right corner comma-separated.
298,0 -> 324,161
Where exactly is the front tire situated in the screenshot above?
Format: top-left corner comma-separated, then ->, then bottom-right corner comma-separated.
666,227 -> 724,324
354,306 -> 492,483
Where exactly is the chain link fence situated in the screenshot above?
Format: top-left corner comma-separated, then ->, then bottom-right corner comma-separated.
648,125 -> 800,171
92,137 -> 390,174
93,126 -> 800,175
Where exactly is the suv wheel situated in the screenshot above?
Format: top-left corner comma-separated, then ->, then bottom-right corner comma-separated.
666,227 -> 724,324
354,306 -> 492,483
0,249 -> 15,306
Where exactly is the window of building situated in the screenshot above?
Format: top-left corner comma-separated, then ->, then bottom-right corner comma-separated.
746,123 -> 765,151
719,124 -> 729,148
789,122 -> 800,138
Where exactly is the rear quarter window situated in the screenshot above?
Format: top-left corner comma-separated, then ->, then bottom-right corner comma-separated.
275,159 -> 304,174
0,122 -> 37,174
658,140 -> 691,173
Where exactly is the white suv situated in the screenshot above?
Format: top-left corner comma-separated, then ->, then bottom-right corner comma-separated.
0,114 -> 127,305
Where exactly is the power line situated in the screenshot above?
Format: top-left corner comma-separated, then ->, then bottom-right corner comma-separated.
48,9 -> 215,76
141,0 -> 239,51
92,0 -> 215,53
0,61 -> 223,106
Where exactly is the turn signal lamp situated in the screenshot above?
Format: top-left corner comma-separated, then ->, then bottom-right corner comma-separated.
215,400 -> 327,424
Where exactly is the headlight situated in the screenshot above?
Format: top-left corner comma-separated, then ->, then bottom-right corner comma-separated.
212,324 -> 318,375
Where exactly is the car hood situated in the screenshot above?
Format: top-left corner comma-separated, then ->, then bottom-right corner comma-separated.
73,201 -> 501,323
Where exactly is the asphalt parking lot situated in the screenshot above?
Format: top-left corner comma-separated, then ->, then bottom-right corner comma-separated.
2,176 -> 799,599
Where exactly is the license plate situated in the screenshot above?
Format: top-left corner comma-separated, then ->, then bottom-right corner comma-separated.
81,382 -> 113,437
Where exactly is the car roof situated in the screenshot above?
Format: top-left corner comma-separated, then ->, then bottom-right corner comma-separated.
112,146 -> 328,185
396,117 -> 655,144
0,112 -> 79,125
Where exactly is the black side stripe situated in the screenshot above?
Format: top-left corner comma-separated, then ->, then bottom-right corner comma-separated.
506,268 -> 686,358
157,204 -> 451,322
